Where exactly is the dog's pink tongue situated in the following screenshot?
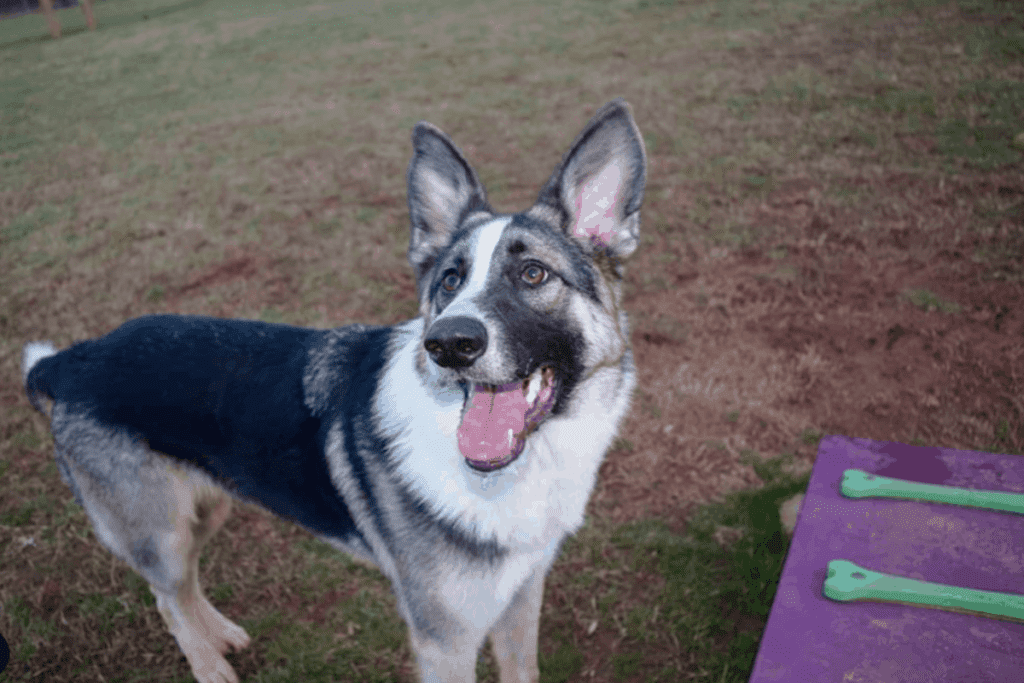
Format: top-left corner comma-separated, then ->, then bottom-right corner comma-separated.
457,382 -> 528,467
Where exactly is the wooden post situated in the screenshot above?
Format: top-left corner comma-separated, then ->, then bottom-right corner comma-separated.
39,0 -> 96,39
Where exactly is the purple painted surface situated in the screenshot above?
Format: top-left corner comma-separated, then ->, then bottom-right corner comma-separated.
750,435 -> 1024,682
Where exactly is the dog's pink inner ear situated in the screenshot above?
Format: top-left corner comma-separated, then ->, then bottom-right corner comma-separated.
571,162 -> 624,247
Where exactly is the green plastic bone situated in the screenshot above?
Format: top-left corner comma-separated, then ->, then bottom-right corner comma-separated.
824,560 -> 1024,623
841,469 -> 1024,515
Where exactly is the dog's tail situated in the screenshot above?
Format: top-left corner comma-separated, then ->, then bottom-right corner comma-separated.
22,341 -> 58,416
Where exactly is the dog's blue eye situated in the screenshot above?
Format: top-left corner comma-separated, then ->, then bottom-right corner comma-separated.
441,270 -> 461,292
521,264 -> 547,286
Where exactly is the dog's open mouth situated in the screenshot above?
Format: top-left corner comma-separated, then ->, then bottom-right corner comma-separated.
457,366 -> 557,471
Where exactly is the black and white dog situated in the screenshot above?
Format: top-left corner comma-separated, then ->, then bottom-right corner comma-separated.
22,99 -> 646,683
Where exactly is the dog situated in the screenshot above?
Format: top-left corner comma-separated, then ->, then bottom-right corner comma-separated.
22,99 -> 647,683
39,0 -> 96,39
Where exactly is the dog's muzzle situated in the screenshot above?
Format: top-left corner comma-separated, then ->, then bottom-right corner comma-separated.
423,316 -> 557,471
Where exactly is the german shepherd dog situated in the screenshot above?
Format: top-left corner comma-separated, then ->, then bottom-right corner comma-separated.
22,99 -> 646,683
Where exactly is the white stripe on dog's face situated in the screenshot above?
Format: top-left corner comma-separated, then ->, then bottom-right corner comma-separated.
435,217 -> 510,320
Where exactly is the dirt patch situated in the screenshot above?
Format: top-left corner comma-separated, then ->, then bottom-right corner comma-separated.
594,169 -> 1023,532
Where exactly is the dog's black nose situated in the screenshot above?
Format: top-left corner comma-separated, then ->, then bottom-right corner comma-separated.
423,317 -> 488,368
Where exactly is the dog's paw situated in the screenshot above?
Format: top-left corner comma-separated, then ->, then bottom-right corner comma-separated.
217,618 -> 251,653
190,651 -> 239,683
198,599 -> 251,654
178,632 -> 240,683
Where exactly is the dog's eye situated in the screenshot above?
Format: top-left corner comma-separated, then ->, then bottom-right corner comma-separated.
441,270 -> 462,292
521,264 -> 547,286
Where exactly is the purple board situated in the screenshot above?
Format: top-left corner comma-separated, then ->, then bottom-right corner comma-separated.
750,435 -> 1024,682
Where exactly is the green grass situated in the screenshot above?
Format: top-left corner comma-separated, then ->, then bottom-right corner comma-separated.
252,593 -> 405,682
539,643 -> 586,683
903,288 -> 962,313
603,452 -> 811,682
937,80 -> 1024,169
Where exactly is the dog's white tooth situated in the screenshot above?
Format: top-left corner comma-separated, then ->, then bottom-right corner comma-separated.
525,371 -> 541,404
507,429 -> 514,449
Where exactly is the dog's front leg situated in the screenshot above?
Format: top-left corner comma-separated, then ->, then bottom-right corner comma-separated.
489,569 -> 544,683
408,630 -> 479,683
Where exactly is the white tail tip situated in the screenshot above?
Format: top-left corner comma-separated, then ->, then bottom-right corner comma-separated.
22,341 -> 58,384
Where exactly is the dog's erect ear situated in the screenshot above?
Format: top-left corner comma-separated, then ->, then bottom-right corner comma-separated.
406,122 -> 491,277
535,99 -> 646,260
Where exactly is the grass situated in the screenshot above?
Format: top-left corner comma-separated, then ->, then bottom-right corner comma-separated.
567,451 -> 812,683
2,0 -> 1023,680
903,287 -> 962,313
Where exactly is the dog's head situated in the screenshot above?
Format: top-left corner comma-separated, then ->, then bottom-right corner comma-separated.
404,99 -> 647,472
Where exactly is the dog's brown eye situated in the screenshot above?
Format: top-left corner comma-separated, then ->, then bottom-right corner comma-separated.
441,270 -> 461,292
521,264 -> 547,286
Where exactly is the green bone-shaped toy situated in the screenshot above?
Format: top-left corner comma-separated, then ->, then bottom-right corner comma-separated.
841,469 -> 1024,515
824,560 -> 1024,623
